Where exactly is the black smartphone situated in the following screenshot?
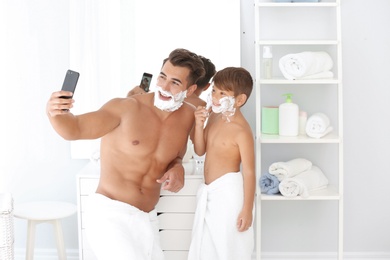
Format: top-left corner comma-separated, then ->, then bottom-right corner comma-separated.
60,69 -> 80,99
139,72 -> 153,92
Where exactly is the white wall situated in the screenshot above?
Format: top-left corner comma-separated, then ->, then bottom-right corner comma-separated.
1,0 -> 87,254
1,0 -> 389,258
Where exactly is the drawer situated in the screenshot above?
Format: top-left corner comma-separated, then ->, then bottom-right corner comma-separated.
82,249 -> 97,260
82,229 -> 92,251
159,230 -> 192,250
160,178 -> 203,196
158,213 -> 194,230
156,196 -> 197,213
79,178 -> 99,195
164,250 -> 189,260
80,196 -> 90,213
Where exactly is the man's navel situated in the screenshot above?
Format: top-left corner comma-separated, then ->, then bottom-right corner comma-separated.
132,140 -> 140,145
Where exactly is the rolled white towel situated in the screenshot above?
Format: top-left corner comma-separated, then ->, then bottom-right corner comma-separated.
279,51 -> 334,80
269,158 -> 312,181
306,113 -> 333,138
279,166 -> 329,198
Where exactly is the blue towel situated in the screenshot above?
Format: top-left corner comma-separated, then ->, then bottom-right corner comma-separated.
259,172 -> 280,195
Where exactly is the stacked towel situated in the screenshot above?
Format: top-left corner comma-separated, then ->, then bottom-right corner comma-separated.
305,113 -> 333,138
279,51 -> 334,80
279,166 -> 329,198
259,173 -> 280,195
269,158 -> 312,181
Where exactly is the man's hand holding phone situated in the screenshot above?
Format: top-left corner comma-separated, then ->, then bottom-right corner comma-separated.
59,70 -> 79,112
47,70 -> 80,116
139,72 -> 152,92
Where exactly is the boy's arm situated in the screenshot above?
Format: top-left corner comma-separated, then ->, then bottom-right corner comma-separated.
193,106 -> 209,156
236,128 -> 256,232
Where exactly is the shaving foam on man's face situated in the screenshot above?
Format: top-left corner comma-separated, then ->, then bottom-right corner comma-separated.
154,85 -> 187,112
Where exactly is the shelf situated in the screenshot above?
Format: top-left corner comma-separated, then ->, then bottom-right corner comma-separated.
256,40 -> 338,45
255,2 -> 338,8
258,78 -> 339,84
259,133 -> 341,143
259,186 -> 341,201
254,1 -> 343,258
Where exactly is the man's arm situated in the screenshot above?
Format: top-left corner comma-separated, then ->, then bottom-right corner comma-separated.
46,91 -> 122,140
156,138 -> 189,193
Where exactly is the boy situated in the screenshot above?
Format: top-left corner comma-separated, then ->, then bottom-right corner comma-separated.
188,67 -> 255,260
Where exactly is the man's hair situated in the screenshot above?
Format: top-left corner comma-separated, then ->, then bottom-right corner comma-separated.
163,48 -> 205,87
196,56 -> 216,89
212,67 -> 253,106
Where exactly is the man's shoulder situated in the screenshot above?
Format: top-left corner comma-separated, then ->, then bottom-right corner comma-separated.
185,96 -> 206,109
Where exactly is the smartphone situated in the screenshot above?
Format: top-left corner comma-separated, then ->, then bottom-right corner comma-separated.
139,72 -> 153,92
60,69 -> 80,99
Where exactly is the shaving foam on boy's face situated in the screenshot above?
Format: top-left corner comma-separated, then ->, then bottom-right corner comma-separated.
154,85 -> 187,112
206,91 -> 236,115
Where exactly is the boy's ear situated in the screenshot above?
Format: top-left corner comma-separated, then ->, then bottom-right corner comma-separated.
235,93 -> 247,107
186,84 -> 198,97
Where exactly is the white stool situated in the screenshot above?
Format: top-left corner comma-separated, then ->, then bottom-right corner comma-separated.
14,201 -> 77,260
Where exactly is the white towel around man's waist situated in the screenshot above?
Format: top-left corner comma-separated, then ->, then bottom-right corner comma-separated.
188,172 -> 254,260
85,193 -> 164,260
269,158 -> 312,181
305,113 -> 333,138
279,51 -> 334,80
279,166 -> 329,198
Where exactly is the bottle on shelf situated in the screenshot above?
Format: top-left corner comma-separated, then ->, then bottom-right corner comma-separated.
299,110 -> 308,135
279,93 -> 299,136
262,46 -> 273,79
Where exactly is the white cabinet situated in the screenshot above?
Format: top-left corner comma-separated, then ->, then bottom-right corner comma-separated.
76,174 -> 203,260
254,1 -> 343,259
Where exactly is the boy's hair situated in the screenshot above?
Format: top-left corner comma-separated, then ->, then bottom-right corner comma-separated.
212,67 -> 253,106
163,48 -> 205,87
196,56 -> 216,89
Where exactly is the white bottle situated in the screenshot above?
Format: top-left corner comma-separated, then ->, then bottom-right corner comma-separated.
279,93 -> 299,136
299,111 -> 307,135
263,46 -> 273,79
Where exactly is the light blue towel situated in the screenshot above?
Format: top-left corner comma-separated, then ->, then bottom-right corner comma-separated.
259,172 -> 280,195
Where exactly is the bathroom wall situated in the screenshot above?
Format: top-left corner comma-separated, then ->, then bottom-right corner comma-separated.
1,0 -> 389,258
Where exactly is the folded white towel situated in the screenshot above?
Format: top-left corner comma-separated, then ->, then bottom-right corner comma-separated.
279,51 -> 334,80
279,166 -> 329,198
306,113 -> 333,138
269,158 -> 312,181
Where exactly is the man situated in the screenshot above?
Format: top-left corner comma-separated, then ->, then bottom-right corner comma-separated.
46,48 -> 205,259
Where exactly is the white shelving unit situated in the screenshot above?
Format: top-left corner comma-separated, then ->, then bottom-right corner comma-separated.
254,1 -> 343,259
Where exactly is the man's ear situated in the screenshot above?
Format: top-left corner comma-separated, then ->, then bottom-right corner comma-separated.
235,93 -> 247,107
186,84 -> 197,97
